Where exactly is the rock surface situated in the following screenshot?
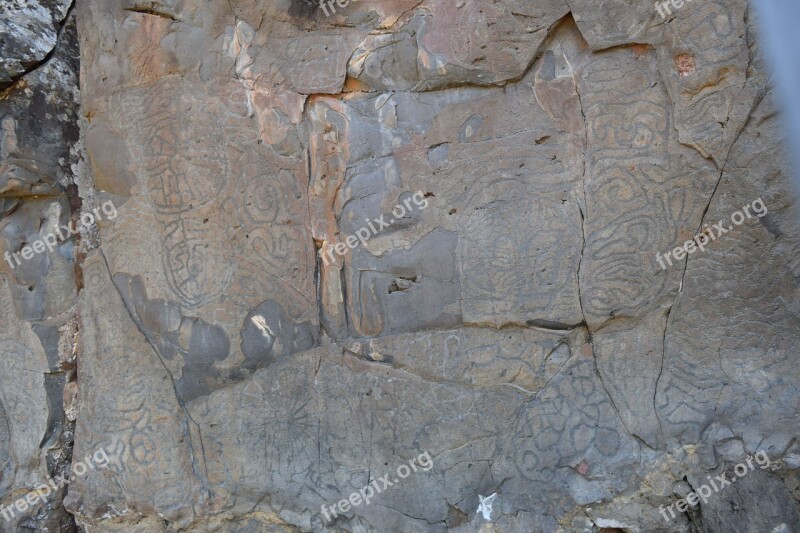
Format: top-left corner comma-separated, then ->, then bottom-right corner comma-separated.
0,0 -> 80,530
0,0 -> 799,531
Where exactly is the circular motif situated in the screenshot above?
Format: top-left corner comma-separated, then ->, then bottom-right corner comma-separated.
243,175 -> 285,225
131,432 -> 157,465
162,217 -> 234,309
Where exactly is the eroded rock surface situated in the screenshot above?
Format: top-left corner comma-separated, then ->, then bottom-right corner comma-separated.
1,0 -> 799,531
0,0 -> 80,531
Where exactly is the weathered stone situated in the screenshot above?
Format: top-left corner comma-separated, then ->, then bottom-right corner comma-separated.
0,0 -> 73,90
65,251 -> 201,526
1,0 -> 799,531
347,0 -> 570,90
0,4 -> 80,530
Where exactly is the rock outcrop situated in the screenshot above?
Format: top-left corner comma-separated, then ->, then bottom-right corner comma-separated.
0,0 -> 80,530
1,0 -> 799,531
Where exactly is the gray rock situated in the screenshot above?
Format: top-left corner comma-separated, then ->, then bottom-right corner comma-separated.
0,3 -> 79,530
1,0 -> 799,531
0,0 -> 73,89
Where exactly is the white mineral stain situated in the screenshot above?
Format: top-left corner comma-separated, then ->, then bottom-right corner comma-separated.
477,493 -> 497,521
250,315 -> 275,341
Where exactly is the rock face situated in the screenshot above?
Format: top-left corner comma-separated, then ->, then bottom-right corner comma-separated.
1,0 -> 799,531
0,0 -> 80,531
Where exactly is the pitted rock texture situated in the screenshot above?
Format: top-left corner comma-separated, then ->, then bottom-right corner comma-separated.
1,0 -> 800,532
0,0 -> 80,531
0,0 -> 74,90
